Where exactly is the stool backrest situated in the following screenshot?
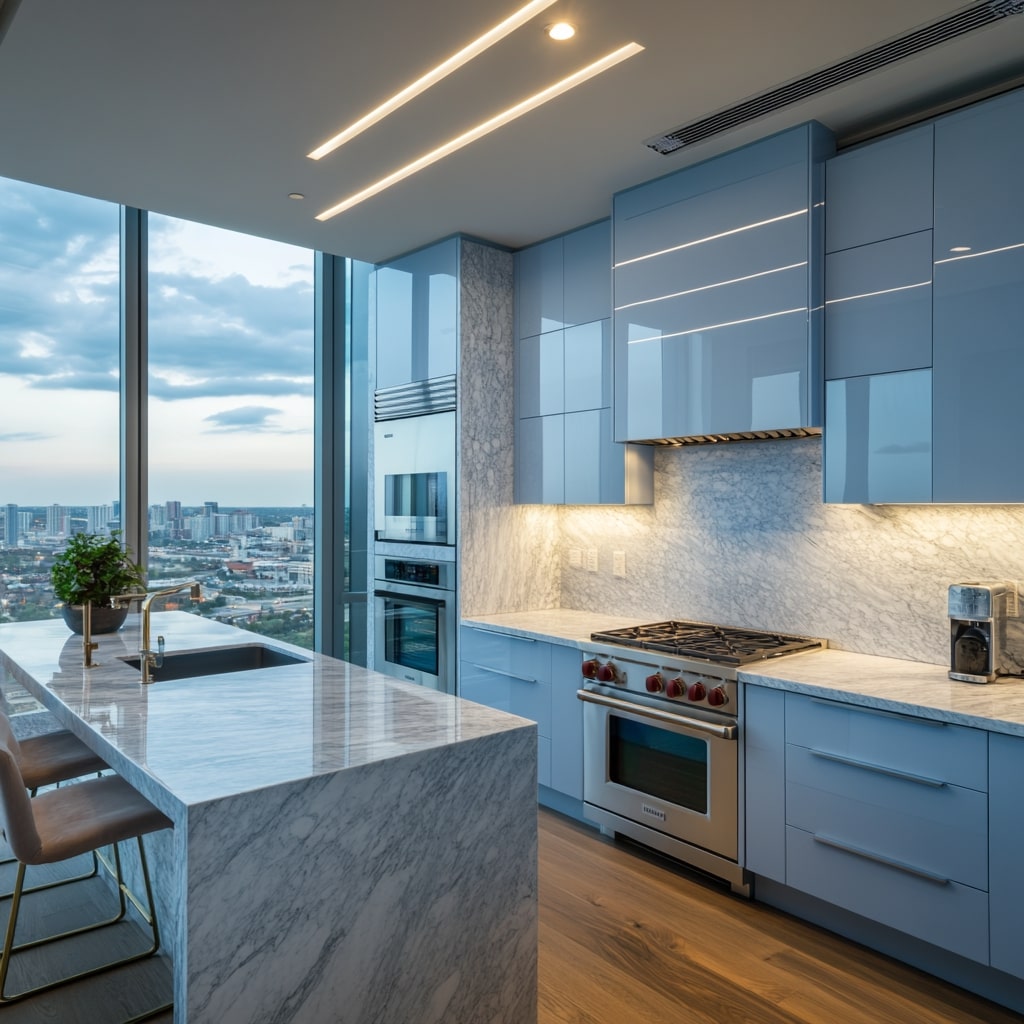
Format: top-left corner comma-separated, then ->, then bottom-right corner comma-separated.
0,711 -> 24,761
0,737 -> 42,863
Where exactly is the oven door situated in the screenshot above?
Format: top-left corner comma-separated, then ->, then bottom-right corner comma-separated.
374,583 -> 454,693
579,686 -> 738,861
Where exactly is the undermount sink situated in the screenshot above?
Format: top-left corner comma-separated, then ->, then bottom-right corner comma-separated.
119,644 -> 309,682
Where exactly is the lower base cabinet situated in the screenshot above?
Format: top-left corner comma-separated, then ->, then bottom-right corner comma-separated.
459,625 -> 583,801
746,686 -> 1009,973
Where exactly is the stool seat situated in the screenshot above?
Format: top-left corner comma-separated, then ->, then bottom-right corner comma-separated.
15,731 -> 109,792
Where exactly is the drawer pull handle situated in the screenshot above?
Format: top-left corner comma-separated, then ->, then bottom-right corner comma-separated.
809,748 -> 946,788
468,627 -> 536,642
807,697 -> 946,727
812,833 -> 950,885
470,663 -> 538,684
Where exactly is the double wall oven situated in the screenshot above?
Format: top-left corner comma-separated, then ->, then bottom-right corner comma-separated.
578,620 -> 822,895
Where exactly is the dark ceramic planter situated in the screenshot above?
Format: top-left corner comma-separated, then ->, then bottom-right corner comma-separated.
61,603 -> 129,635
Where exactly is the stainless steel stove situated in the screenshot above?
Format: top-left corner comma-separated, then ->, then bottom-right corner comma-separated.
578,619 -> 824,895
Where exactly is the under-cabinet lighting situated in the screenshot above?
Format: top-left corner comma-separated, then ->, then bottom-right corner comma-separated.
825,280 -> 930,305
934,240 -> 1024,265
316,42 -> 645,221
615,262 -> 807,312
307,0 -> 559,160
626,306 -> 806,345
613,209 -> 806,269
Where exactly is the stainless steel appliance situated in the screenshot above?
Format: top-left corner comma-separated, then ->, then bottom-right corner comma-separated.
948,582 -> 1019,683
374,555 -> 456,693
578,620 -> 823,895
374,376 -> 457,546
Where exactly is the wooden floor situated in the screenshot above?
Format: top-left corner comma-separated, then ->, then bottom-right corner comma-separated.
0,810 -> 1018,1022
539,809 -> 1019,1024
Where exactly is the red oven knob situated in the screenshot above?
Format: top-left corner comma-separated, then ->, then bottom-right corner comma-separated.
665,677 -> 685,699
596,662 -> 620,684
687,682 -> 707,702
645,673 -> 664,694
707,685 -> 729,707
581,659 -> 599,679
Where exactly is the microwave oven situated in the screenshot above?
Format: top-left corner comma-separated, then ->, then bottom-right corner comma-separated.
374,410 -> 456,545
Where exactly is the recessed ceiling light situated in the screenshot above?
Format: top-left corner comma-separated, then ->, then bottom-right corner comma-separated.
547,22 -> 576,40
288,193 -> 306,200
308,0 -> 560,160
315,42 -> 644,221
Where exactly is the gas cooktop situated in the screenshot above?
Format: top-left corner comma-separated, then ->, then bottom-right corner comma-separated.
590,620 -> 823,666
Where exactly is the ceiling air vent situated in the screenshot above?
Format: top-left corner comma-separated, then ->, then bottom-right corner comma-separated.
646,0 -> 1024,155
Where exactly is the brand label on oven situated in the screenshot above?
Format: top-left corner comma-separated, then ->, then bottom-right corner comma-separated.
641,803 -> 667,822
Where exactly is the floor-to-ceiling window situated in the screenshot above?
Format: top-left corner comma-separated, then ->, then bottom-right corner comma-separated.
0,175 -> 367,665
0,178 -> 120,642
147,214 -> 316,648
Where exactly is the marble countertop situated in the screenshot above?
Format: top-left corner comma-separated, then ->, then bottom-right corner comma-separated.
461,609 -> 1024,737
0,613 -> 530,811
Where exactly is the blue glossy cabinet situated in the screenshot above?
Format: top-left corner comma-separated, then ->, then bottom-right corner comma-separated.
375,237 -> 458,389
932,87 -> 1024,502
516,220 -> 653,505
990,732 -> 1024,980
458,626 -> 584,805
613,122 -> 833,442
822,124 -> 934,503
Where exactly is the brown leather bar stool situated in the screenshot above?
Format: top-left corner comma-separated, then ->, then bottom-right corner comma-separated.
0,735 -> 172,1016
0,712 -> 109,893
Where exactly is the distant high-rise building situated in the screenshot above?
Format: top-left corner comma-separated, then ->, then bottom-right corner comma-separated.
188,515 -> 212,542
212,513 -> 231,537
204,501 -> 218,519
4,504 -> 18,548
165,500 -> 182,522
86,505 -> 113,534
46,504 -> 69,536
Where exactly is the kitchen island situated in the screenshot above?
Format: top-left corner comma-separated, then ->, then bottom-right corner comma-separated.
0,614 -> 537,1024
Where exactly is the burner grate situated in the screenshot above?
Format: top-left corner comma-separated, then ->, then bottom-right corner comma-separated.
591,620 -> 822,666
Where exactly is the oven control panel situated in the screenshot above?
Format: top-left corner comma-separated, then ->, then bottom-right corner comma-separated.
581,655 -> 734,711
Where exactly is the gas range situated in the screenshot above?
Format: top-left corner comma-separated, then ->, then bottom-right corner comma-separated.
582,619 -> 825,714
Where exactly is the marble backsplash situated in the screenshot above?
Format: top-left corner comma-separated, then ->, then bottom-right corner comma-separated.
557,436 -> 1024,668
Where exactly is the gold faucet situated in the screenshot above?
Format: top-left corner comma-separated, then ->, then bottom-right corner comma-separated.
114,581 -> 201,683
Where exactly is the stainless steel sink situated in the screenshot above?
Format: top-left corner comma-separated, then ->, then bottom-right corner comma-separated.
119,644 -> 308,682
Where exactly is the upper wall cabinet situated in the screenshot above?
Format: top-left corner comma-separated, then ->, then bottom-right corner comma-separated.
932,87 -> 1024,502
822,124 -> 934,504
612,123 -> 834,443
375,237 -> 458,390
515,221 -> 653,505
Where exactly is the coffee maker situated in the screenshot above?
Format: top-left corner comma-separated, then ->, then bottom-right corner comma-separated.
948,582 -> 1018,683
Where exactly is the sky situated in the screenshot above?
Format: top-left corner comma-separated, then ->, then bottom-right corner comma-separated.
0,178 -> 315,507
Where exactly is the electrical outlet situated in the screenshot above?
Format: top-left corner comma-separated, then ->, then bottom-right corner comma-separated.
613,551 -> 626,577
568,548 -> 582,569
586,548 -> 599,573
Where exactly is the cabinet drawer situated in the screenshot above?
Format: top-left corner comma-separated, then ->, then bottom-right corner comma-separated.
460,625 -> 552,682
785,694 -> 986,791
786,826 -> 988,964
786,743 -> 987,890
459,660 -> 551,736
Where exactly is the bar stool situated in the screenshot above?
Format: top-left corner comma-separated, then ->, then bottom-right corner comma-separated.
0,735 -> 172,1015
0,712 -> 109,893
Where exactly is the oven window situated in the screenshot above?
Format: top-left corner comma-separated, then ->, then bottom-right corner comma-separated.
609,716 -> 708,814
384,599 -> 440,676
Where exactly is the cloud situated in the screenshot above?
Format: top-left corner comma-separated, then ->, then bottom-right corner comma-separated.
202,406 -> 286,433
0,430 -> 54,442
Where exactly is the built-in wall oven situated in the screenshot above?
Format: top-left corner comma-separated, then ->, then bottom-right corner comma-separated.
374,555 -> 456,694
578,621 -> 823,895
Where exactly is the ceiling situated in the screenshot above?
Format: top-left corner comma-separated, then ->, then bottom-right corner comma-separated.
1,0 -> 1023,264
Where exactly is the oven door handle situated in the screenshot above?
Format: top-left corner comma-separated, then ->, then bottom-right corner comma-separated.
576,689 -> 737,740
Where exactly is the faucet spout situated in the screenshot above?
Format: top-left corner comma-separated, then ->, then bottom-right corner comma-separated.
139,581 -> 202,683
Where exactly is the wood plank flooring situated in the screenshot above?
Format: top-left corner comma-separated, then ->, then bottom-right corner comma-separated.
0,810 -> 1017,1022
539,808 -> 1020,1024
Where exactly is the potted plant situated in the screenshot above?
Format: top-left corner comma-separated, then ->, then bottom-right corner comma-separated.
50,531 -> 146,634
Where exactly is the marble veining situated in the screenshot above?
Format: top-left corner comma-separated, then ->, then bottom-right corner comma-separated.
0,613 -> 537,1024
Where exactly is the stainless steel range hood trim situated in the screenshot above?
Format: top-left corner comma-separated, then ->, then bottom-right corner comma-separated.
629,426 -> 822,446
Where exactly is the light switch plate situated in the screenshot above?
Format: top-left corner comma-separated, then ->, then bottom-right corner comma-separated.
613,551 -> 626,577
568,548 -> 582,569
586,548 -> 599,573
